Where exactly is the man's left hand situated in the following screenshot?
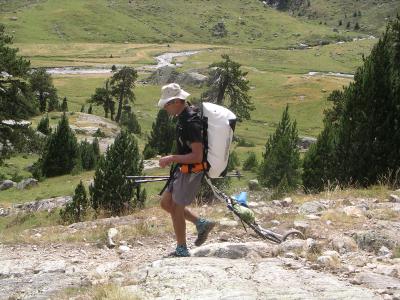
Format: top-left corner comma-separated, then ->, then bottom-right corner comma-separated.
159,155 -> 174,168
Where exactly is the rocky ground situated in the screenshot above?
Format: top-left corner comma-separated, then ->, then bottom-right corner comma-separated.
1,190 -> 400,299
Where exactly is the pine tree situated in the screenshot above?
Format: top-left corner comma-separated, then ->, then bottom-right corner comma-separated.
80,105 -> 85,113
40,113 -> 80,177
79,139 -> 96,170
258,105 -> 301,192
88,104 -> 93,114
121,106 -> 141,134
37,114 -> 51,135
61,97 -> 68,112
143,109 -> 175,158
354,22 -> 360,30
243,151 -> 258,171
110,67 -> 137,123
303,17 -> 400,189
29,68 -> 57,113
47,96 -> 59,112
89,80 -> 114,119
90,131 -> 144,215
60,181 -> 89,224
201,54 -> 254,121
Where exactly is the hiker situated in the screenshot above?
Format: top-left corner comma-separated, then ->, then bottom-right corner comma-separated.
157,83 -> 216,257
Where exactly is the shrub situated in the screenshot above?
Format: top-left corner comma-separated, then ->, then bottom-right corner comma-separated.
243,151 -> 258,171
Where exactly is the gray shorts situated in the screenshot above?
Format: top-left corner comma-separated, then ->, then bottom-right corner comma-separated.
167,170 -> 203,206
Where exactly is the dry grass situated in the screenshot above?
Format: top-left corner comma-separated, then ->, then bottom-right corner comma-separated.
55,284 -> 140,300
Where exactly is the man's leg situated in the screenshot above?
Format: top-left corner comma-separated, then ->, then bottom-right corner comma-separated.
160,191 -> 198,223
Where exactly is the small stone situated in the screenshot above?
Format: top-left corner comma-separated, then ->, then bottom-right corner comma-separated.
271,220 -> 280,226
378,246 -> 392,257
293,220 -> 310,233
118,245 -> 130,253
281,197 -> 293,207
272,200 -> 282,207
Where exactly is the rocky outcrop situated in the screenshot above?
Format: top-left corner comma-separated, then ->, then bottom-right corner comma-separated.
125,257 -> 379,299
146,66 -> 207,87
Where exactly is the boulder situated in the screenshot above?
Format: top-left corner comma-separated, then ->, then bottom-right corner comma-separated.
176,72 -> 207,87
331,236 -> 358,254
299,200 -> 328,215
248,179 -> 261,191
352,231 -> 396,253
298,136 -> 317,150
16,178 -> 38,190
0,180 -> 16,191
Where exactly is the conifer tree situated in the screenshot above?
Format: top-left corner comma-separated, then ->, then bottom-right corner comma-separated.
201,54 -> 254,121
243,151 -> 258,171
121,106 -> 141,134
92,137 -> 100,161
90,131 -> 144,215
303,17 -> 400,189
110,67 -> 137,123
80,105 -> 85,113
79,139 -> 97,170
30,68 -> 57,113
47,96 -> 59,112
61,97 -> 68,112
60,180 -> 89,224
143,109 -> 175,159
40,113 -> 80,177
258,105 -> 301,192
37,114 -> 51,135
88,104 -> 93,114
89,80 -> 114,119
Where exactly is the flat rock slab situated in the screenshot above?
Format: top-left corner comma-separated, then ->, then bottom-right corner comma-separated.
125,257 -> 379,300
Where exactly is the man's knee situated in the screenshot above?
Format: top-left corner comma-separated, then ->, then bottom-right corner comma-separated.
160,192 -> 173,212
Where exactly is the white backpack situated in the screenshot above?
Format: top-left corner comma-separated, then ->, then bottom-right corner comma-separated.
201,102 -> 237,178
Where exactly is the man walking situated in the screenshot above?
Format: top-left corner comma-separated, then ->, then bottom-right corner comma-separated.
158,83 -> 216,257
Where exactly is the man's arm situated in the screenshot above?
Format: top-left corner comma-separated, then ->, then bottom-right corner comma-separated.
159,142 -> 203,168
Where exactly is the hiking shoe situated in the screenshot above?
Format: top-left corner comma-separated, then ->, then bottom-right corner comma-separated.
195,219 -> 216,246
167,245 -> 190,257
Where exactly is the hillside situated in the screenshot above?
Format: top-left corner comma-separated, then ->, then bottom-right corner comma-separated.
0,0 -> 363,47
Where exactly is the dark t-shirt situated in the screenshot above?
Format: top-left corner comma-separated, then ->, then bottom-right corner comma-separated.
176,106 -> 203,155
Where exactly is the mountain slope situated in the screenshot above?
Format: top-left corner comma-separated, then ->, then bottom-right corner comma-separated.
0,0 -> 362,47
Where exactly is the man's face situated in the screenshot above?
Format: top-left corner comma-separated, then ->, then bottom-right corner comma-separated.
164,99 -> 180,115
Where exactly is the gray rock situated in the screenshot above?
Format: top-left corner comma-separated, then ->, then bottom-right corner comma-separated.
0,180 -> 16,191
331,236 -> 358,254
16,178 -> 38,190
278,239 -> 306,253
389,194 -> 400,203
125,257 -> 379,299
281,197 -> 293,207
353,271 -> 400,290
298,136 -> 317,150
176,72 -> 207,87
192,242 -> 275,259
11,196 -> 72,214
342,206 -> 365,218
248,179 -> 261,191
299,200 -> 328,215
107,228 -> 118,248
293,220 -> 310,233
353,231 -> 396,253
378,246 -> 392,257
35,260 -> 66,274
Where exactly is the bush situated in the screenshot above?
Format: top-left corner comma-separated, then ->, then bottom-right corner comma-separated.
236,137 -> 255,147
60,181 -> 89,224
37,114 -> 51,135
243,152 -> 258,171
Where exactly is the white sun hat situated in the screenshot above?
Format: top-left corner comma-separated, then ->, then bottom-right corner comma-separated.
158,83 -> 190,108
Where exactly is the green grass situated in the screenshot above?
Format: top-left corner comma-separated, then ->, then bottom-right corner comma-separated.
0,170 -> 94,206
0,0 -> 362,47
